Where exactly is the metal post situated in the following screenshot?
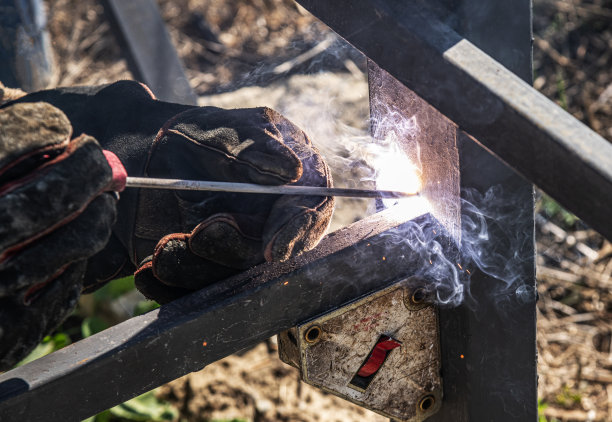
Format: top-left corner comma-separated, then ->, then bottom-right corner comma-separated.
297,0 -> 537,419
434,1 -> 537,420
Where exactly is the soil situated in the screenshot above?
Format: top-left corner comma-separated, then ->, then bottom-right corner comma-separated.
33,0 -> 612,421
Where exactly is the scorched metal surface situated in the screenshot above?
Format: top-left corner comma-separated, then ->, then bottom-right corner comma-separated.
297,0 -> 612,241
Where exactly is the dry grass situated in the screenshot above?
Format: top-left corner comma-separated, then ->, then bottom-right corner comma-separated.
536,210 -> 612,421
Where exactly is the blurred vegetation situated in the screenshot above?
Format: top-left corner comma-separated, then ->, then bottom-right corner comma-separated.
536,193 -> 580,228
538,400 -> 561,422
16,276 -> 169,421
555,385 -> 583,408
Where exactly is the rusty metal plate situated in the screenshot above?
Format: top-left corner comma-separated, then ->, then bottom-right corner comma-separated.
368,60 -> 461,243
288,278 -> 441,421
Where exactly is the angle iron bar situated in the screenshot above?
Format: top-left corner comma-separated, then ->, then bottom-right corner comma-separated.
296,0 -> 612,241
0,208 -> 459,421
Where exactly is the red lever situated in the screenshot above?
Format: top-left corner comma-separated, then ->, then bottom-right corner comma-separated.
356,336 -> 401,377
103,150 -> 127,192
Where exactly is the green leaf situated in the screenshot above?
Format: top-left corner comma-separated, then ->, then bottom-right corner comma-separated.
93,275 -> 136,302
84,409 -> 111,422
16,340 -> 54,366
538,194 -> 579,228
81,316 -> 109,338
109,390 -> 178,421
555,71 -> 568,111
51,332 -> 71,349
134,300 -> 161,316
209,419 -> 250,422
16,332 -> 73,367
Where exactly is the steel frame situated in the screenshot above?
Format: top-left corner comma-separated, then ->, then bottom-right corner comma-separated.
0,209 -> 460,421
9,0 -> 612,419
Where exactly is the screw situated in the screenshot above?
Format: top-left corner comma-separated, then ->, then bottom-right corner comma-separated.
411,288 -> 427,304
418,395 -> 435,412
404,287 -> 429,310
304,325 -> 322,344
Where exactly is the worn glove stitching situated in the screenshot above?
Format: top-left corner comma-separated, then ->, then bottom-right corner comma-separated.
22,262 -> 71,306
0,191 -> 113,264
143,109 -> 195,176
165,128 -> 296,182
0,141 -> 68,183
0,142 -> 71,197
191,213 -> 262,243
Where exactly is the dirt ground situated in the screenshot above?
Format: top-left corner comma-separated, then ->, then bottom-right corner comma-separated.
37,0 -> 612,421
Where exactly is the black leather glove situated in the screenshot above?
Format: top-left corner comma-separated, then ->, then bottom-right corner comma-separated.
0,101 -> 118,370
14,81 -> 335,304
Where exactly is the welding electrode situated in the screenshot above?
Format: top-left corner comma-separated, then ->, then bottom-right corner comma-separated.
125,177 -> 417,199
103,151 -> 417,199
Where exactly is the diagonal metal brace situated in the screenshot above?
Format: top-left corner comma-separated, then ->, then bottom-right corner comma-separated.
103,0 -> 198,105
0,206 -> 461,421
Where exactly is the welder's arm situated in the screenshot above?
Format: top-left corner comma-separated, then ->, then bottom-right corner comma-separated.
10,81 -> 335,304
0,80 -> 333,369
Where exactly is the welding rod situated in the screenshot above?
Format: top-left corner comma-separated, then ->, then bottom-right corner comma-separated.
125,177 -> 418,199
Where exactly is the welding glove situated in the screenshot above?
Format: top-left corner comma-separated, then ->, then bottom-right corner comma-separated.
0,102 -> 120,370
12,81 -> 335,304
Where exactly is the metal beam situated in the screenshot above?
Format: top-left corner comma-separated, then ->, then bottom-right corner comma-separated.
103,0 -> 198,105
360,1 -> 536,419
0,207 -> 461,421
297,0 -> 612,241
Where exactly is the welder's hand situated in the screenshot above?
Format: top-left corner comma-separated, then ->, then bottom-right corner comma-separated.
11,81 -> 335,304
132,105 -> 335,303
0,102 -> 119,370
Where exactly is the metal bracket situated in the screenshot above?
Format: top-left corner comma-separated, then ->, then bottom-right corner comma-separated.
279,277 -> 442,421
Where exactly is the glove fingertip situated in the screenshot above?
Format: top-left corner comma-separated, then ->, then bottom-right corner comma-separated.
189,215 -> 263,269
263,197 -> 335,262
134,258 -> 191,305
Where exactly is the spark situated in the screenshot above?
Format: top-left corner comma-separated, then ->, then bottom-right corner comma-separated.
202,341 -> 208,347
374,146 -> 421,208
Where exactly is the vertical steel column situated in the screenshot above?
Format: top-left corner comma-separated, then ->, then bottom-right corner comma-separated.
431,1 -> 537,420
297,0 -> 537,419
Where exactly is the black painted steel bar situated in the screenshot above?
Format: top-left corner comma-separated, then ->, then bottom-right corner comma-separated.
0,207 -> 457,421
103,0 -> 198,105
363,1 -> 536,420
297,0 -> 612,240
